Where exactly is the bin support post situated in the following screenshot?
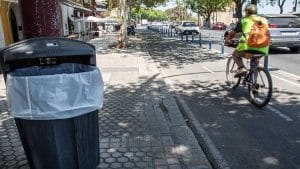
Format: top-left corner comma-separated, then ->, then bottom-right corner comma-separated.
264,55 -> 269,70
19,0 -> 62,38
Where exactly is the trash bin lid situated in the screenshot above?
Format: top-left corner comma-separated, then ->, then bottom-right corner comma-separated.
0,37 -> 95,63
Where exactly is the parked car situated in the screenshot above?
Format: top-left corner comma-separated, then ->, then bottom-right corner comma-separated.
213,22 -> 226,30
177,21 -> 200,35
224,14 -> 300,52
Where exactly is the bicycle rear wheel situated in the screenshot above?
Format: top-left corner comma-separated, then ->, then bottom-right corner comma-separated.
248,67 -> 273,108
226,56 -> 241,88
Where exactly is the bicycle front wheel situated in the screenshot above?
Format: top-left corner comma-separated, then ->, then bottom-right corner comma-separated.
226,56 -> 241,88
248,67 -> 273,108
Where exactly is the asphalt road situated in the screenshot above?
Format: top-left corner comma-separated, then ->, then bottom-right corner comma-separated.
138,27 -> 300,169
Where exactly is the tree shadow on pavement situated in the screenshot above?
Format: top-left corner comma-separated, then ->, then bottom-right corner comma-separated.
169,78 -> 300,169
138,31 -> 226,69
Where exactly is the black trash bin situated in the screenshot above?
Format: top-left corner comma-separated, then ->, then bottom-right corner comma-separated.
0,37 -> 103,169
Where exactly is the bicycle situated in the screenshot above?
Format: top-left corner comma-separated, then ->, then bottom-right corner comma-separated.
226,51 -> 273,107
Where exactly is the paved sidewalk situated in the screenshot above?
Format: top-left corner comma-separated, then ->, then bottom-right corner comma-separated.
0,32 -> 212,169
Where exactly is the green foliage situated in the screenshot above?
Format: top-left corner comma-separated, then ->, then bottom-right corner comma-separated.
184,0 -> 232,23
165,5 -> 192,21
105,0 -> 168,9
132,8 -> 168,21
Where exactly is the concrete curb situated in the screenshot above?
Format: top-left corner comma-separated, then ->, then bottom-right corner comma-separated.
136,30 -> 231,169
174,96 -> 231,169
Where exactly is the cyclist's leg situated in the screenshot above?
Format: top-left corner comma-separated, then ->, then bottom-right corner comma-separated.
232,50 -> 247,77
232,50 -> 246,68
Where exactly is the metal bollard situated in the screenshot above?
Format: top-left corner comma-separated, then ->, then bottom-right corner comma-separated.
192,34 -> 194,43
208,34 -> 212,51
186,35 -> 188,42
181,34 -> 183,41
171,29 -> 173,37
221,35 -> 224,54
264,55 -> 269,70
199,33 -> 202,47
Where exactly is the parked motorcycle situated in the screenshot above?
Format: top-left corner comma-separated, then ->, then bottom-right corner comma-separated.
127,25 -> 135,35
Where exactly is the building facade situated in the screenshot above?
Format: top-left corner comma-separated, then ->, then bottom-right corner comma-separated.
0,0 -> 23,48
0,0 -> 95,48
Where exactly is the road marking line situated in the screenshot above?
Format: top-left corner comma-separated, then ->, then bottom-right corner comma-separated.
202,66 -> 215,73
276,70 -> 300,80
266,105 -> 293,122
272,74 -> 300,88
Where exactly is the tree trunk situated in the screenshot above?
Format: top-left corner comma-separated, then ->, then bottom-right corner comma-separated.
119,0 -> 127,48
251,0 -> 257,5
278,0 -> 286,14
234,0 -> 246,19
197,11 -> 200,26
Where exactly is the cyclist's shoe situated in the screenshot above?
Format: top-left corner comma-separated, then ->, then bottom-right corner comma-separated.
234,67 -> 247,78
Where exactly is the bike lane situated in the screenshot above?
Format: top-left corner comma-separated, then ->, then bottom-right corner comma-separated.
141,28 -> 300,169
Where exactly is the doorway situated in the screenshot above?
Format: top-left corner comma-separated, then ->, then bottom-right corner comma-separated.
10,10 -> 19,42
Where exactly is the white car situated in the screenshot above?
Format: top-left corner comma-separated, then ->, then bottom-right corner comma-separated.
177,21 -> 200,35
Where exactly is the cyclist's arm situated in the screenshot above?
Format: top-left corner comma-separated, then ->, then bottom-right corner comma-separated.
225,20 -> 242,44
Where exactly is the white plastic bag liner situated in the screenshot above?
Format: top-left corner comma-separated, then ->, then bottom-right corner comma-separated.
6,63 -> 104,120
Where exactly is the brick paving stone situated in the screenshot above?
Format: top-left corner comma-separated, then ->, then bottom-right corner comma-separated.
112,152 -> 122,158
124,152 -> 134,157
19,165 -> 30,169
167,158 -> 180,165
105,157 -> 116,163
155,158 -> 167,166
135,151 -> 146,157
124,161 -> 135,168
110,162 -> 122,168
136,161 -> 148,168
5,160 -> 17,167
101,152 -> 111,158
169,164 -> 182,169
117,156 -> 129,163
17,160 -> 28,166
155,165 -> 168,169
98,162 -> 109,169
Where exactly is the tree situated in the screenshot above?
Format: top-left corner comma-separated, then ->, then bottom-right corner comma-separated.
105,0 -> 168,48
260,0 -> 287,14
184,0 -> 232,27
231,0 -> 247,19
251,0 -> 258,5
166,5 -> 189,22
277,0 -> 287,14
132,8 -> 168,22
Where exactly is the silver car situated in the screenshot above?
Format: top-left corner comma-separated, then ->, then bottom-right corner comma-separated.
263,14 -> 300,53
225,14 -> 300,53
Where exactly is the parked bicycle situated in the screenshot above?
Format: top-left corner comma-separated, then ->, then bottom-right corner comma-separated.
226,51 -> 273,107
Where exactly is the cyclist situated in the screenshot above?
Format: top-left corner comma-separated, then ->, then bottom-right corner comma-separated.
225,4 -> 269,78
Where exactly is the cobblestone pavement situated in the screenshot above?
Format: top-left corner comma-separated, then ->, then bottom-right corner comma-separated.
0,32 -> 212,169
0,77 -> 29,169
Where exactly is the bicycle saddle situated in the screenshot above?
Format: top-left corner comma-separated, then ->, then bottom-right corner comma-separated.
245,50 -> 265,59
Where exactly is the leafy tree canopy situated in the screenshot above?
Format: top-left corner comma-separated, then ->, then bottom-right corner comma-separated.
131,8 -> 168,21
183,0 -> 232,24
105,0 -> 168,9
